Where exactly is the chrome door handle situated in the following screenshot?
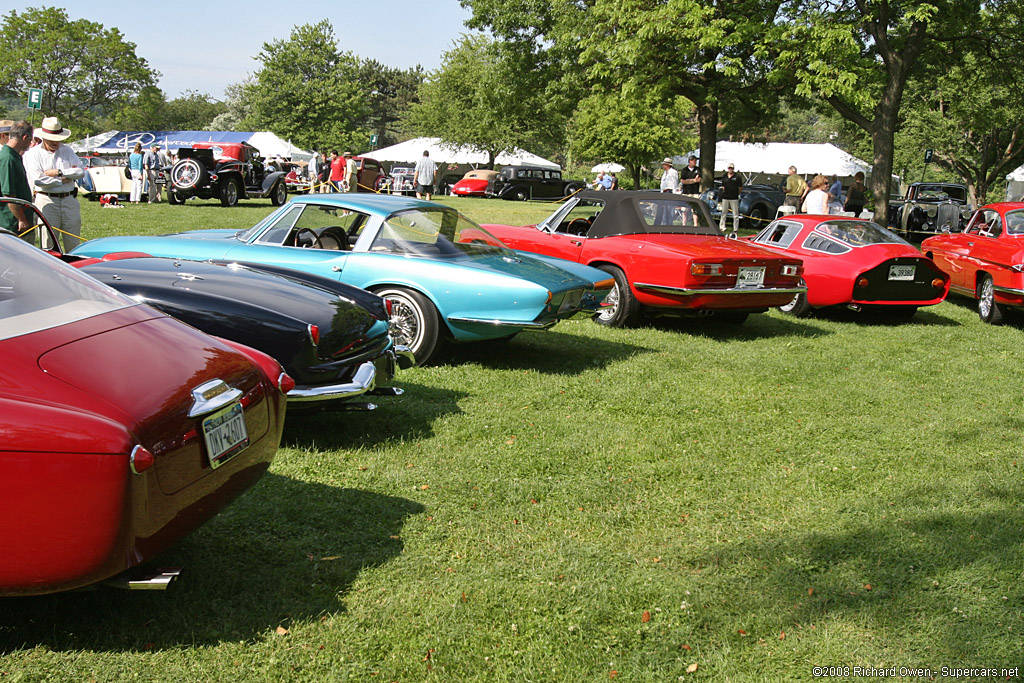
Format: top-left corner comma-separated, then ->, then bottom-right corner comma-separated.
571,240 -> 582,246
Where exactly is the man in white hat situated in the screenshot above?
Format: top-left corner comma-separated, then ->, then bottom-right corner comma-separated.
659,158 -> 679,193
23,115 -> 84,251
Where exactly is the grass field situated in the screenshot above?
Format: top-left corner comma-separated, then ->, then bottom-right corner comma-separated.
3,194 -> 1023,681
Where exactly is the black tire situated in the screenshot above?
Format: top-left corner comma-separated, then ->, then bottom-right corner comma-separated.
594,265 -> 641,327
563,183 -> 582,196
513,187 -> 529,201
778,278 -> 812,317
374,287 -> 446,365
744,204 -> 767,230
977,274 -> 1005,325
220,177 -> 240,207
170,158 -> 206,190
270,180 -> 287,206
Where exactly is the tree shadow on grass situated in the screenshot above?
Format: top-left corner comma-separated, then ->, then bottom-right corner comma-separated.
0,474 -> 424,653
684,493 -> 1024,663
282,381 -> 467,450
442,328 -> 654,374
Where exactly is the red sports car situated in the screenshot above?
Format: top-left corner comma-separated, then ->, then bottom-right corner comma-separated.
0,229 -> 291,596
749,214 -> 949,318
451,169 -> 499,197
471,190 -> 805,326
922,202 -> 1024,324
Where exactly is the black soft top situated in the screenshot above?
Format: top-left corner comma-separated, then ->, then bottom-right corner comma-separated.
574,190 -> 718,238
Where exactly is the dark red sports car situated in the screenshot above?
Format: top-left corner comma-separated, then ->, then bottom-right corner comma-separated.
472,190 -> 805,326
749,214 -> 949,318
0,229 -> 291,595
922,202 -> 1024,324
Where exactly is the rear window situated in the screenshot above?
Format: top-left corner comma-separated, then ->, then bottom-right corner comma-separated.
813,220 -> 906,247
0,235 -> 136,340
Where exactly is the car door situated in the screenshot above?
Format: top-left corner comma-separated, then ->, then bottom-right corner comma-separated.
932,210 -> 982,290
962,209 -> 1011,290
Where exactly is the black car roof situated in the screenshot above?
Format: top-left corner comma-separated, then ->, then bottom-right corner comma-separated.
575,190 -> 718,238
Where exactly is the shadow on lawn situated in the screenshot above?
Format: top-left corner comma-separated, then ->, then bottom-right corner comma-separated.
282,380 -> 467,450
687,495 -> 1024,662
646,312 -> 831,340
443,328 -> 653,374
813,306 -> 961,327
0,474 -> 424,653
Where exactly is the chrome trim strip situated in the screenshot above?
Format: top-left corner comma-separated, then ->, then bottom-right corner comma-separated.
634,283 -> 808,296
188,379 -> 243,418
992,285 -> 1024,296
446,316 -> 557,329
287,361 -> 377,402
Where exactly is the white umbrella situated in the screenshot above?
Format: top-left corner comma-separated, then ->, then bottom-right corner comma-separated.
591,162 -> 625,173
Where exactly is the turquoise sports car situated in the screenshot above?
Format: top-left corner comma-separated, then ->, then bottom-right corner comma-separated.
72,194 -> 613,364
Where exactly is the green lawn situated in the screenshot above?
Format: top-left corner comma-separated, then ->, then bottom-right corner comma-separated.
3,194 -> 1022,681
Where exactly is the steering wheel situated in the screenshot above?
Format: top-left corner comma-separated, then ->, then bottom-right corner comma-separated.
567,217 -> 591,235
294,227 -> 323,249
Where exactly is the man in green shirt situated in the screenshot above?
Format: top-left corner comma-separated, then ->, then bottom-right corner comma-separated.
784,165 -> 807,209
0,120 -> 34,243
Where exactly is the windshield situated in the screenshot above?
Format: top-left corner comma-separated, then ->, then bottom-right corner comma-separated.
372,209 -> 513,257
918,185 -> 967,202
0,234 -> 136,340
814,220 -> 907,246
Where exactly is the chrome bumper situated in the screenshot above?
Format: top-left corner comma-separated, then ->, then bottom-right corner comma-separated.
287,345 -> 415,403
446,316 -> 557,329
634,282 -> 807,296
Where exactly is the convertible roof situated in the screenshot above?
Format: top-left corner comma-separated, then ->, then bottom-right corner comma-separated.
577,190 -> 718,238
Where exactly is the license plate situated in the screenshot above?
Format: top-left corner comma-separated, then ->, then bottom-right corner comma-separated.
888,264 -> 916,281
202,402 -> 249,469
736,266 -> 765,288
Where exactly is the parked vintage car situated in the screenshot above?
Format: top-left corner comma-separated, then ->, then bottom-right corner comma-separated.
71,194 -> 614,365
346,156 -> 387,192
0,227 -> 291,595
381,166 -> 416,194
283,162 -> 312,194
6,197 -> 412,410
168,141 -> 288,207
76,155 -> 133,199
749,214 -> 949,318
921,202 -> 1024,324
473,190 -> 805,327
700,182 -> 784,230
452,169 -> 500,197
491,165 -> 583,201
888,182 -> 972,241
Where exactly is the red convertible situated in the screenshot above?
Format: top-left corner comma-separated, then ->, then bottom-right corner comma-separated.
750,215 -> 949,318
0,229 -> 291,595
451,169 -> 499,197
472,190 -> 804,326
922,202 -> 1024,324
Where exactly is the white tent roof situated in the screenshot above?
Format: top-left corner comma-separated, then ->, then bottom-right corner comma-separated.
364,137 -> 559,170
1006,164 -> 1024,182
678,141 -> 872,177
69,130 -> 312,161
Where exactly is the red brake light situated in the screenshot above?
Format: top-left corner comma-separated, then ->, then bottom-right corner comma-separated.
857,277 -> 870,288
307,324 -> 320,346
278,372 -> 296,395
130,445 -> 155,474
932,278 -> 945,288
384,298 -> 393,317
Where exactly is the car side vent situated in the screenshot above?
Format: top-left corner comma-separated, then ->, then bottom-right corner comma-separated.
803,234 -> 851,254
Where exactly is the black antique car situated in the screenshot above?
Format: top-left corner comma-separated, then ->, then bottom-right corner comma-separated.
888,182 -> 973,241
491,165 -> 583,201
168,141 -> 288,208
700,182 -> 784,230
9,198 -> 415,411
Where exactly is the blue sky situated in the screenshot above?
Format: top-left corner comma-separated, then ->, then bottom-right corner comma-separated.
21,1 -> 478,98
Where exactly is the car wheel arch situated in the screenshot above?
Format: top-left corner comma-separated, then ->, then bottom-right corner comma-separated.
366,283 -> 451,333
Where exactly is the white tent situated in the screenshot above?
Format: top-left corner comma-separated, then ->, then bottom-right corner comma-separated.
677,141 -> 872,180
1005,164 -> 1024,201
591,162 -> 625,173
69,130 -> 312,161
364,137 -> 560,170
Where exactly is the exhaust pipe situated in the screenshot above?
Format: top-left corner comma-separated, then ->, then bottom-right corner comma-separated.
847,303 -> 862,312
103,567 -> 182,591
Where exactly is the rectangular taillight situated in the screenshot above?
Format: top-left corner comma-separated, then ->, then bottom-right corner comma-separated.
691,263 -> 723,276
781,264 -> 801,277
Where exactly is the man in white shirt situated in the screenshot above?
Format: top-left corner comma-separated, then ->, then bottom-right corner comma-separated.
659,158 -> 679,193
23,116 -> 84,251
413,150 -> 437,200
142,145 -> 163,203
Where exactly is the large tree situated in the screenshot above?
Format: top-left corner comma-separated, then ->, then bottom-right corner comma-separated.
778,0 -> 987,220
244,20 -> 368,152
0,6 -> 156,133
357,61 -> 424,149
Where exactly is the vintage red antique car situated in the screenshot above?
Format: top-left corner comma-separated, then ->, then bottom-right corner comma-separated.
451,169 -> 499,197
0,229 -> 291,595
749,214 -> 949,318
472,190 -> 804,326
921,202 -> 1024,324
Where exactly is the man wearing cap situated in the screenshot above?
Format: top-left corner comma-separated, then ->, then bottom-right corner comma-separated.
23,115 -> 84,251
660,158 -> 679,193
142,144 -> 162,203
719,163 -> 743,233
0,121 -> 35,243
344,152 -> 359,193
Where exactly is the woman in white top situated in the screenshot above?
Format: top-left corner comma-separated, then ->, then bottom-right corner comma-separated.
802,174 -> 830,214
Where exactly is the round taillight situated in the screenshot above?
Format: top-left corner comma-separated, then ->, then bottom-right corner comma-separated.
130,445 -> 155,474
278,372 -> 296,396
932,278 -> 945,288
307,324 -> 320,347
857,277 -> 869,288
